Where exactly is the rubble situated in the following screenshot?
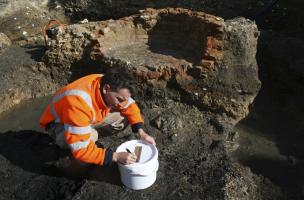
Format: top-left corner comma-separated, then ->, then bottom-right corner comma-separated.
44,8 -> 261,127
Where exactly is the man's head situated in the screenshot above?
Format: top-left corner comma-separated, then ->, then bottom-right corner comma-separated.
100,67 -> 135,108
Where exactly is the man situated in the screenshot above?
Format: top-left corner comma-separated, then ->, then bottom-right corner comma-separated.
40,67 -> 155,166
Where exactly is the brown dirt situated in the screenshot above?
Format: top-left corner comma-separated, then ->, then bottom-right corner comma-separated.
1,1 -> 303,199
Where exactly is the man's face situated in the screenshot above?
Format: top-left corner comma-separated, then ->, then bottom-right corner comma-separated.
103,87 -> 131,108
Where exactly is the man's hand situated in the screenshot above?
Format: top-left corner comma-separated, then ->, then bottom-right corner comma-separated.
138,128 -> 156,145
112,152 -> 137,165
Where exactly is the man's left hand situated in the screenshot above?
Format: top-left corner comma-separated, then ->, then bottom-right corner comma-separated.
138,128 -> 156,145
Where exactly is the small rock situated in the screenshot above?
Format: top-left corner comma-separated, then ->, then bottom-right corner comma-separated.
12,99 -> 21,104
224,141 -> 240,152
155,117 -> 162,129
0,33 -> 12,50
230,98 -> 237,103
101,27 -> 110,34
227,25 -> 232,32
140,15 -> 150,20
237,89 -> 242,93
80,18 -> 89,24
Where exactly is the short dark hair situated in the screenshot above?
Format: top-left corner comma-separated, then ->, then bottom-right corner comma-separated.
101,67 -> 135,93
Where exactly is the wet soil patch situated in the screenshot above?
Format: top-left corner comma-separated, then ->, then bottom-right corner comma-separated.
0,94 -> 231,199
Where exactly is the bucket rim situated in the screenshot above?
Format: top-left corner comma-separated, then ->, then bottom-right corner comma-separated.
116,139 -> 158,168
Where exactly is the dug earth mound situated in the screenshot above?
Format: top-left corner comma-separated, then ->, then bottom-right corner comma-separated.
45,8 -> 261,126
0,8 -> 282,199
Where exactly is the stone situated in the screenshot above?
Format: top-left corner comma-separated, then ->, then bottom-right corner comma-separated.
153,115 -> 183,132
0,33 -> 12,51
224,141 -> 240,152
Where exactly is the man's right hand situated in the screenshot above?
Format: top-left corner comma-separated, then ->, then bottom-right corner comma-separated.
112,152 -> 137,165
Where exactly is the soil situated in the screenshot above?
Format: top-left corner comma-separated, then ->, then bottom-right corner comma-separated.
0,0 -> 303,200
0,91 -> 279,200
230,35 -> 304,199
0,45 -> 58,113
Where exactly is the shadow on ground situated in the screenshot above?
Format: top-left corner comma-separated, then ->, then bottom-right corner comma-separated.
232,31 -> 304,199
0,130 -> 122,185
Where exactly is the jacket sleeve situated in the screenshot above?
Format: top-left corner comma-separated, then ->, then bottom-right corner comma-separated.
118,97 -> 144,132
61,98 -> 113,166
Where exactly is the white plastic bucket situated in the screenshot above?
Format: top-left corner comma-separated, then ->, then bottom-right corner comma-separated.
116,140 -> 159,190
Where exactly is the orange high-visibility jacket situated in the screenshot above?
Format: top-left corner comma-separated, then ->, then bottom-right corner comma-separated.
40,74 -> 144,166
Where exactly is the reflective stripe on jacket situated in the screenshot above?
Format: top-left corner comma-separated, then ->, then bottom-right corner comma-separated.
39,74 -> 144,165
